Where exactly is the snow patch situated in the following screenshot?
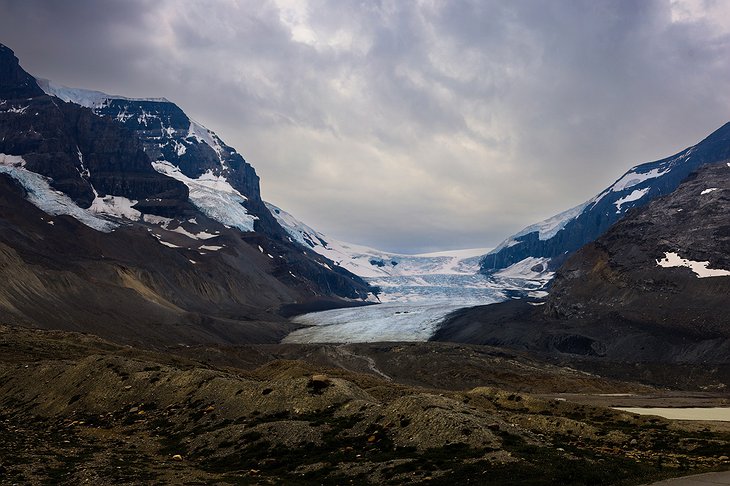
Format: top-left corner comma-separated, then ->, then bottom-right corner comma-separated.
701,188 -> 719,195
173,140 -> 187,156
89,195 -> 141,220
158,241 -> 181,248
614,187 -> 650,212
611,167 -> 670,192
200,245 -> 224,251
657,252 -> 730,278
493,257 -> 553,281
169,225 -> 218,240
152,161 -> 256,232
3,105 -> 29,114
0,154 -> 25,167
143,214 -> 173,226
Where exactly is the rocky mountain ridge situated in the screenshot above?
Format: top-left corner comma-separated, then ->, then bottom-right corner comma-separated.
481,123 -> 730,275
434,159 -> 730,366
38,78 -> 293,238
546,159 -> 730,342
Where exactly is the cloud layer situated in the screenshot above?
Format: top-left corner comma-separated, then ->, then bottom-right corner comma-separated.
2,0 -> 730,252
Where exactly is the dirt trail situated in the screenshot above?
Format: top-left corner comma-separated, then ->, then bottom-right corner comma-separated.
324,344 -> 393,381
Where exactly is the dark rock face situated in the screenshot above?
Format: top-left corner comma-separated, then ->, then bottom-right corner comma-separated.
0,45 -> 189,213
481,122 -> 730,272
91,98 -> 280,231
0,44 -> 45,99
0,173 -> 298,346
547,161 -> 730,337
435,161 -> 730,364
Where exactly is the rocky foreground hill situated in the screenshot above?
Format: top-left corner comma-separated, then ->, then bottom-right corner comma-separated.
1,324 -> 729,485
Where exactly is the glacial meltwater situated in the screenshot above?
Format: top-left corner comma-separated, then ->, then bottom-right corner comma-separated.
614,407 -> 730,421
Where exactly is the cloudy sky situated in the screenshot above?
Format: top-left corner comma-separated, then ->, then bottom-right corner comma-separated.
2,0 -> 730,253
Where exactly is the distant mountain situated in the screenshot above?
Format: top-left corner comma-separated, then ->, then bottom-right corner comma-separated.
0,43 -> 374,346
266,202 -> 489,278
267,202 -> 557,308
481,123 -> 730,274
435,159 -> 730,364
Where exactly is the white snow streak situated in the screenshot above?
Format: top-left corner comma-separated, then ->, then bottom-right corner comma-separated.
614,187 -> 650,212
0,154 -> 116,232
611,167 -> 670,192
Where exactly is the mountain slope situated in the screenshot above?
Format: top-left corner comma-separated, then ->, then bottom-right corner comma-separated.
546,160 -> 730,341
0,43 -> 374,346
481,123 -> 730,274
434,160 -> 730,364
35,76 -> 376,299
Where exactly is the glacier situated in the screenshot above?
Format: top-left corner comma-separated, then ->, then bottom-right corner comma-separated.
269,202 -> 551,343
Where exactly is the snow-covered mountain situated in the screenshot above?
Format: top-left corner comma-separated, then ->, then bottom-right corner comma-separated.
37,78 -> 268,231
266,201 -> 555,307
34,72 -> 552,308
266,202 -> 488,278
437,158 -> 730,363
0,42 -> 376,346
481,123 -> 730,275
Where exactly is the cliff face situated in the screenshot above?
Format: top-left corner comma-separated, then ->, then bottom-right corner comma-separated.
94,98 -> 263,211
41,81 -> 285,236
0,44 -> 45,99
0,59 -> 188,213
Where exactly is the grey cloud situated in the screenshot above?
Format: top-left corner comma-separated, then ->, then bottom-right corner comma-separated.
1,0 -> 730,253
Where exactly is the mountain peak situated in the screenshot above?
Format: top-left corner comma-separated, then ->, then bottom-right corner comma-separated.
0,43 -> 45,100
